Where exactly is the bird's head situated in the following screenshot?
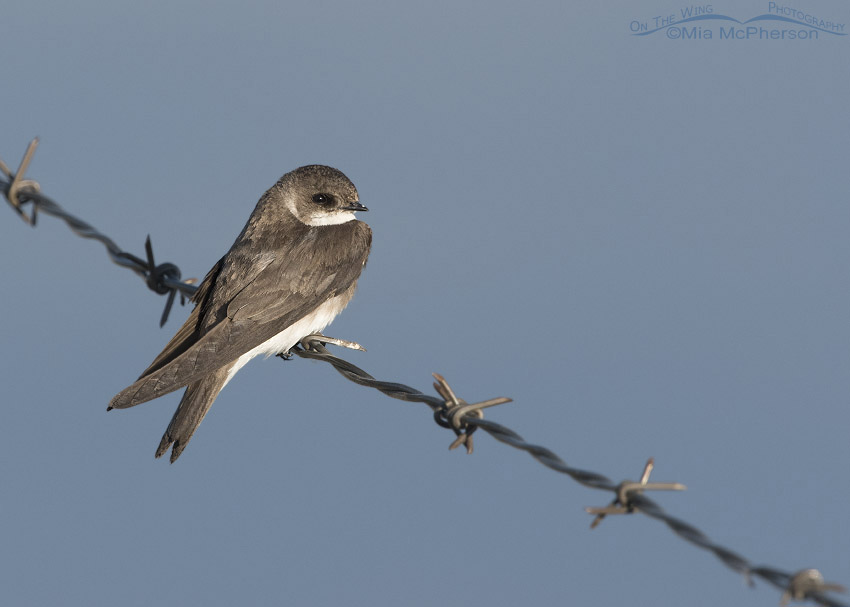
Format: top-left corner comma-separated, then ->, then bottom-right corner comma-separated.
278,165 -> 367,226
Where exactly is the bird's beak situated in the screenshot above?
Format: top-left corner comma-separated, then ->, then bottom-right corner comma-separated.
342,201 -> 368,212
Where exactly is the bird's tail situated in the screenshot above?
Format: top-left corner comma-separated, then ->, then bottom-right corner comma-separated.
156,365 -> 231,463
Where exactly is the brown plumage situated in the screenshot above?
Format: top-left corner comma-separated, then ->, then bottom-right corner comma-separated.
108,165 -> 371,462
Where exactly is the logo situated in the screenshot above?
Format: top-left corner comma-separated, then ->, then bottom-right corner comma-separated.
629,3 -> 846,40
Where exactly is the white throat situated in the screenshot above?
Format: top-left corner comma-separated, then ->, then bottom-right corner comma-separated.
307,211 -> 356,226
284,197 -> 356,226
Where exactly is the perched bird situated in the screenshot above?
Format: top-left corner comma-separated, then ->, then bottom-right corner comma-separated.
108,165 -> 371,462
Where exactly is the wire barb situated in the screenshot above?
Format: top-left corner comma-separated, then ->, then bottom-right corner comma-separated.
585,457 -> 686,528
1,137 -> 42,225
779,569 -> 847,607
301,333 -> 366,352
142,235 -> 189,326
431,372 -> 512,453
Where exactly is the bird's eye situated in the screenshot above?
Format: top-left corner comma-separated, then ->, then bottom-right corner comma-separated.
312,193 -> 333,205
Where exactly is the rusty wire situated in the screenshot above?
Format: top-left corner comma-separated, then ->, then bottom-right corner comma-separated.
2,139 -> 847,607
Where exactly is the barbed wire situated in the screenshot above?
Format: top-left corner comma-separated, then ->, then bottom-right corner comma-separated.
291,342 -> 846,606
2,139 -> 846,607
0,138 -> 196,327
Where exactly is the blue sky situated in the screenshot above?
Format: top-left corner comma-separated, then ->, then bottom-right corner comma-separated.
2,1 -> 848,606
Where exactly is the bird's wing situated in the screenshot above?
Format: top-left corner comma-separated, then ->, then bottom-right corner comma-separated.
136,255 -> 227,378
108,223 -> 371,410
136,247 -> 279,378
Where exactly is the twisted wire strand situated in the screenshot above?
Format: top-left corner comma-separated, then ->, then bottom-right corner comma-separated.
2,140 -> 846,607
294,323 -> 847,607
1,139 -> 195,325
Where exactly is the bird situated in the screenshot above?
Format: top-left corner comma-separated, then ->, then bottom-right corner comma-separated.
108,165 -> 371,463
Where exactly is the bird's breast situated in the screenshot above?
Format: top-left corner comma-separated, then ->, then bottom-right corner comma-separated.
222,293 -> 352,388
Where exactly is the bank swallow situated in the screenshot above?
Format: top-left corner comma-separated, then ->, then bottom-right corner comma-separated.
108,165 -> 371,462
